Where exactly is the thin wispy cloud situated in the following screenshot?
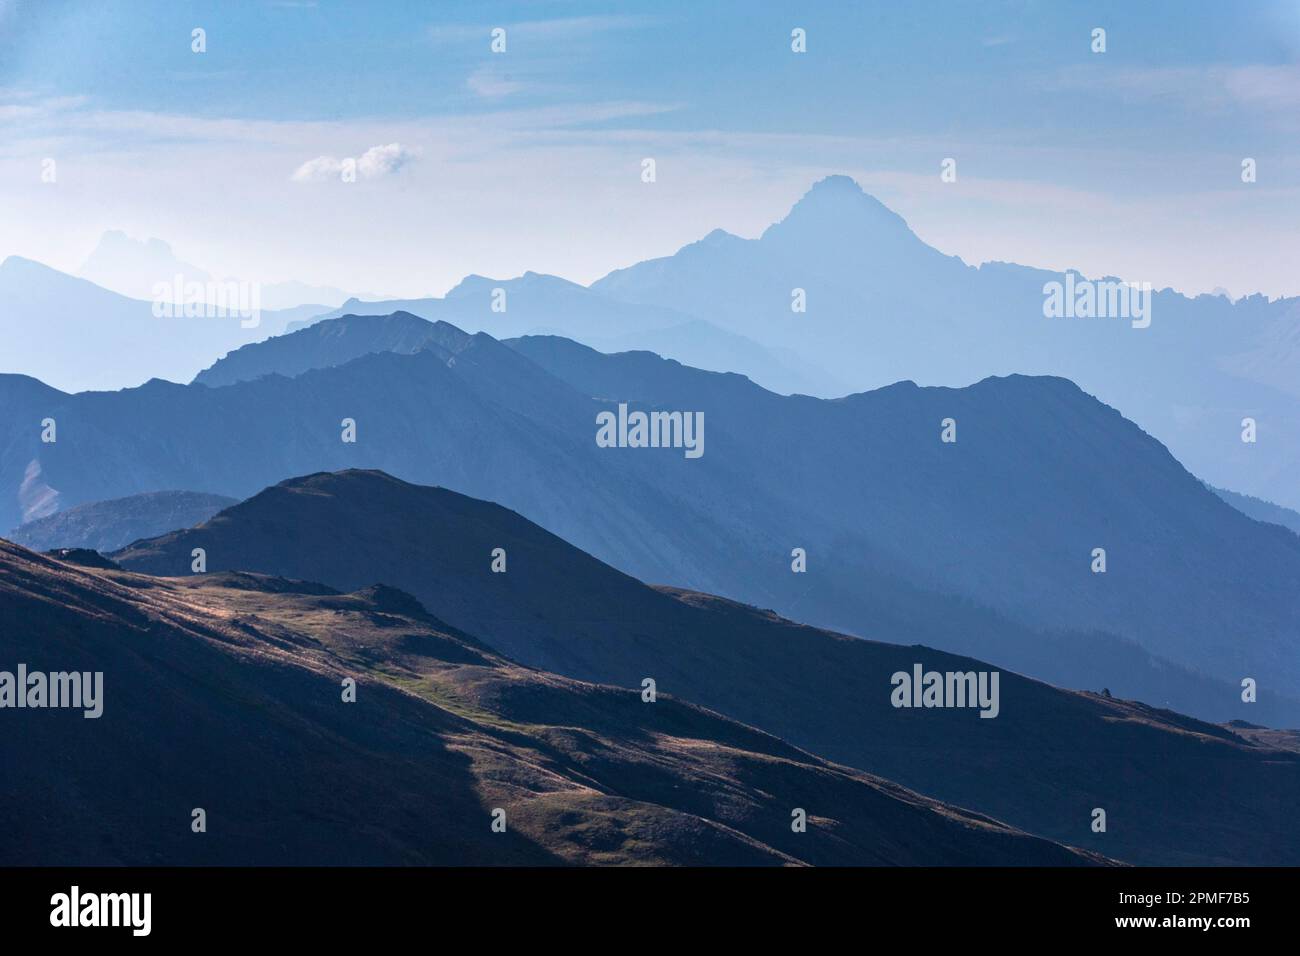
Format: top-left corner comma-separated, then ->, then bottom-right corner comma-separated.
1050,64 -> 1300,116
0,92 -> 87,122
428,15 -> 652,46
466,67 -> 525,99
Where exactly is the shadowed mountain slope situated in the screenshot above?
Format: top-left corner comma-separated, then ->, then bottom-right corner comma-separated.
114,470 -> 1300,866
0,538 -> 1096,867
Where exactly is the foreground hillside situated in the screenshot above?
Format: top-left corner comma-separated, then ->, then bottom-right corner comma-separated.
0,539 -> 1095,866
114,470 -> 1300,865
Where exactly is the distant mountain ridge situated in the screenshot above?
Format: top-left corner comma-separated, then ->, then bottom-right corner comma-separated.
1211,485 -> 1300,537
0,256 -> 316,392
7,490 -> 236,553
195,312 -> 458,388
292,270 -> 839,396
78,229 -> 359,309
10,175 -> 1300,505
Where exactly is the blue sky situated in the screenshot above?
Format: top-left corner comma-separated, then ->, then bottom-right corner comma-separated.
2,0 -> 1298,298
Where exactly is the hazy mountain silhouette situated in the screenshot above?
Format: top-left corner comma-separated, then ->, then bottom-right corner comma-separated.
0,256 -> 318,392
195,311 -> 458,388
0,537 -> 1102,866
79,230 -> 213,300
10,316 -> 1300,727
113,470 -> 1300,865
79,229 -> 359,310
7,490 -> 236,553
591,175 -> 1300,510
295,270 -> 836,396
16,175 -> 1300,506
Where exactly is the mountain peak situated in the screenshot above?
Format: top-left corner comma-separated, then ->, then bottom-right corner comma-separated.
763,175 -> 918,245
1,254 -> 53,275
806,174 -> 867,196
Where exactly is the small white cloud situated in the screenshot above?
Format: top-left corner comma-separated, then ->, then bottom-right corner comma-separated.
290,154 -> 344,182
290,143 -> 417,182
357,142 -> 416,178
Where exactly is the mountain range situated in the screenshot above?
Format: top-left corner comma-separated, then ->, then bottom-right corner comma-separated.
11,175 -> 1300,509
278,176 -> 1300,512
6,309 -> 1296,724
5,172 -> 1299,868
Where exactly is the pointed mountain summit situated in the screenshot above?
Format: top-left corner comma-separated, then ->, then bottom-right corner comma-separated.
761,175 -> 923,245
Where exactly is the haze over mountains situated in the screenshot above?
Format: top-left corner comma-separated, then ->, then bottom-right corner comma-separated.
9,175 -> 1297,506
281,176 -> 1300,511
109,470 -> 1300,866
300,272 -> 839,397
78,230 -> 359,311
0,256 -> 317,392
